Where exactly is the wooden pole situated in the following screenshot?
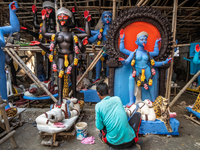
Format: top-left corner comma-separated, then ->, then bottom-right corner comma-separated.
5,48 -> 58,103
165,0 -> 178,100
113,0 -> 116,20
60,0 -> 63,7
0,96 -> 18,148
55,0 -> 60,32
69,49 -> 104,96
77,49 -> 103,86
174,43 -> 190,47
137,0 -> 144,6
169,70 -> 200,107
5,48 -> 41,87
184,114 -> 200,126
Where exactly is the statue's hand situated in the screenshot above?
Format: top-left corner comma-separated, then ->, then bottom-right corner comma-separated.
9,1 -> 18,11
20,27 -> 27,30
118,57 -> 125,61
41,9 -> 47,20
119,29 -> 125,40
32,5 -> 37,14
195,44 -> 200,52
156,38 -> 162,44
165,57 -> 173,64
84,10 -> 91,22
71,6 -> 76,13
30,41 -> 40,46
98,33 -> 102,39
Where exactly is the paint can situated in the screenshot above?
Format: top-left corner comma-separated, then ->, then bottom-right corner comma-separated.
75,122 -> 87,140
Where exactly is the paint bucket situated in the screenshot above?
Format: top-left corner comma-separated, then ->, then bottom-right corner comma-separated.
75,122 -> 87,140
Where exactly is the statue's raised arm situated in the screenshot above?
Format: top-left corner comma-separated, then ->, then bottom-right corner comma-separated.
0,1 -> 20,107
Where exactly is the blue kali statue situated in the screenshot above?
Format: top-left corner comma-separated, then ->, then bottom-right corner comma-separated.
119,30 -> 172,106
77,11 -> 112,83
184,44 -> 200,86
0,1 -> 20,109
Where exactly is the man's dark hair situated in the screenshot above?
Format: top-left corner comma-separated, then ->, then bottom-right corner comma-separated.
96,82 -> 108,96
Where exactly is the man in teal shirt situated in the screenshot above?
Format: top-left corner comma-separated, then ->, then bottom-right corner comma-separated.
95,82 -> 138,149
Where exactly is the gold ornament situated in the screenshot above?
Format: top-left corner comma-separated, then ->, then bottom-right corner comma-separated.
64,55 -> 69,67
49,54 -> 53,62
58,70 -> 64,78
41,50 -> 46,56
74,58 -> 78,66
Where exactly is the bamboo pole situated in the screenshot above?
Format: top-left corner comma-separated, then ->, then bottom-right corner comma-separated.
60,0 -> 62,7
55,0 -> 60,32
169,70 -> 200,107
113,0 -> 116,20
174,43 -> 190,47
165,0 -> 178,100
142,0 -> 149,6
5,48 -> 58,103
92,45 -> 97,57
137,0 -> 144,6
0,96 -> 18,148
5,48 -> 41,88
184,114 -> 200,126
69,49 -> 104,96
0,131 -> 16,146
77,49 -> 103,86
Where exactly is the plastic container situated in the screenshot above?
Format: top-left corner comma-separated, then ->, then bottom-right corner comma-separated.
75,122 -> 87,140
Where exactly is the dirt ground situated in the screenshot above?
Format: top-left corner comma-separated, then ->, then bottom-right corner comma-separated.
1,84 -> 200,150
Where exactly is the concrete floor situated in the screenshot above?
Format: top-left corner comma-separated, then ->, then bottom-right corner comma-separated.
1,91 -> 200,150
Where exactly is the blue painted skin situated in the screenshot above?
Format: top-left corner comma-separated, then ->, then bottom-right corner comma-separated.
77,11 -> 112,82
183,44 -> 200,86
0,1 -> 20,109
120,33 -> 172,106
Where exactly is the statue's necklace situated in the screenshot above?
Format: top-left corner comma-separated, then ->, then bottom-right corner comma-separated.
131,50 -> 156,90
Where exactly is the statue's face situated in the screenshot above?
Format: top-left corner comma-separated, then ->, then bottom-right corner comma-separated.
101,12 -> 112,25
57,13 -> 71,26
44,7 -> 55,18
136,35 -> 148,47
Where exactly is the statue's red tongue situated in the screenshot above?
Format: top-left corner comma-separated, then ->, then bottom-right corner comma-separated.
61,21 -> 65,26
106,20 -> 109,24
143,43 -> 146,47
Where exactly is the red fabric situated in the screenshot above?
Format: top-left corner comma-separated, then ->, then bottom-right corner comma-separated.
134,118 -> 141,143
101,130 -> 107,143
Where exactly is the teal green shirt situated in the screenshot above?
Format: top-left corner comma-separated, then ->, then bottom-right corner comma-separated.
95,96 -> 136,145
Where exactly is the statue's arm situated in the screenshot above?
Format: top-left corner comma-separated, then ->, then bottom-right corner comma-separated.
88,32 -> 99,43
33,11 -> 40,29
149,38 -> 161,57
120,52 -> 134,66
193,52 -> 200,64
119,33 -> 131,56
76,19 -> 91,39
183,57 -> 191,62
42,16 -> 54,39
154,57 -> 172,67
1,2 -> 20,35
